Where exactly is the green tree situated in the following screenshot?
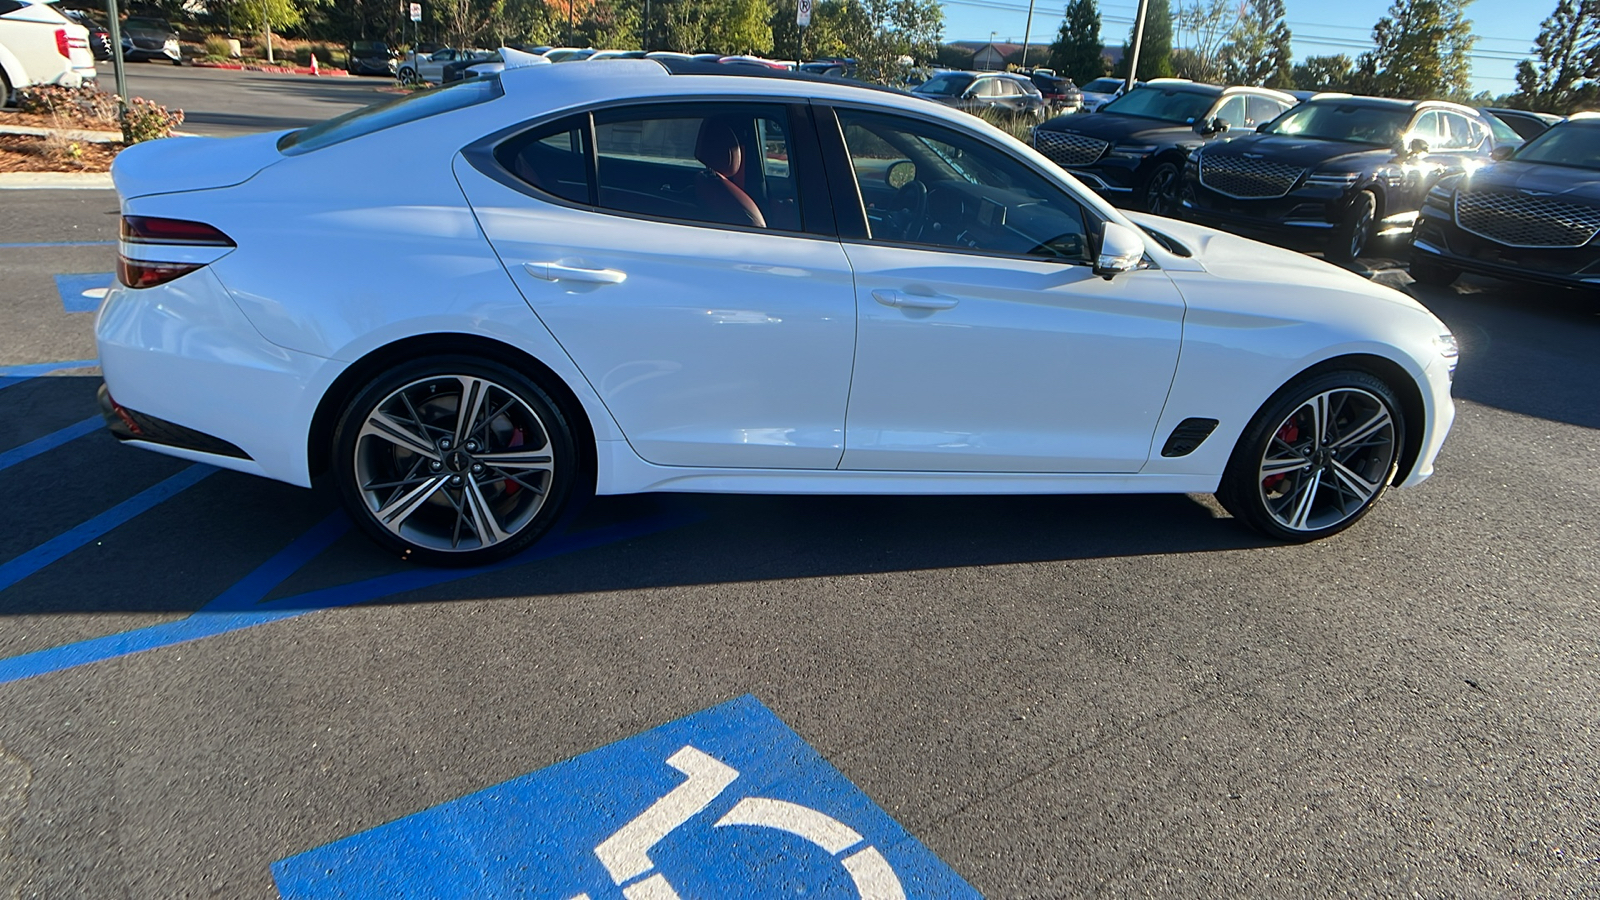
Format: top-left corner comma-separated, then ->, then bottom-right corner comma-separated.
1222,0 -> 1294,87
1358,0 -> 1476,100
236,0 -> 324,61
1173,0 -> 1236,83
1290,53 -> 1356,91
1119,0 -> 1174,79
1048,0 -> 1105,84
1513,0 -> 1600,112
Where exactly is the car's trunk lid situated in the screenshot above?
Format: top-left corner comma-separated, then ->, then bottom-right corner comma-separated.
111,131 -> 288,199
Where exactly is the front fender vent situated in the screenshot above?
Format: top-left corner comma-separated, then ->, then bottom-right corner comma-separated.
1161,417 -> 1219,458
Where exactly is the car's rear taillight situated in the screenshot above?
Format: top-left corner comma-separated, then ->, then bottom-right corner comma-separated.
118,216 -> 236,289
56,28 -> 71,58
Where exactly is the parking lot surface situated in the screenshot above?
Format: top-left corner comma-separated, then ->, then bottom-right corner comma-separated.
2,109 -> 1599,896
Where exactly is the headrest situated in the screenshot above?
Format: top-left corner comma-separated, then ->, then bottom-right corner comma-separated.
695,119 -> 743,178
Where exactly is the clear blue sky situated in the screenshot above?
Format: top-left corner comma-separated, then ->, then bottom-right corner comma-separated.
938,0 -> 1543,95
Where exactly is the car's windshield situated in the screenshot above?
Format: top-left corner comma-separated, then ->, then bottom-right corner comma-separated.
1082,78 -> 1123,94
1100,87 -> 1218,124
1509,123 -> 1600,170
278,77 -> 502,155
1265,102 -> 1411,145
915,73 -> 975,96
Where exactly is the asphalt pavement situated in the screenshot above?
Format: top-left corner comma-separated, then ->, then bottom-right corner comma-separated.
94,61 -> 391,136
1,73 -> 1598,898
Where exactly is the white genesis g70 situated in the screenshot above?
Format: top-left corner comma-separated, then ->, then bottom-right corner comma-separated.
95,57 -> 1458,565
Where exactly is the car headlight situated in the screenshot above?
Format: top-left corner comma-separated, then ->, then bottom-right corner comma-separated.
1434,333 -> 1459,379
1305,171 -> 1360,187
1107,143 -> 1157,158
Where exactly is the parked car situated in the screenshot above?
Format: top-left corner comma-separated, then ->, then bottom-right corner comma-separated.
1179,96 -> 1505,261
119,15 -> 179,64
1022,70 -> 1082,113
590,49 -> 648,61
96,58 -> 1457,564
347,40 -> 397,77
911,71 -> 1048,122
1410,113 -> 1600,289
1032,82 -> 1297,215
399,47 -> 490,84
798,58 -> 854,78
58,8 -> 111,60
542,47 -> 596,63
1078,76 -> 1127,113
1480,107 -> 1564,142
0,0 -> 96,102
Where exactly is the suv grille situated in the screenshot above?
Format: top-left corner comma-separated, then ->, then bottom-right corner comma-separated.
1032,130 -> 1108,167
1199,155 -> 1306,199
1454,190 -> 1600,248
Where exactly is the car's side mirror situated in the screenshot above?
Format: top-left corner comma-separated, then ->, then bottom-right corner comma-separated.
1199,116 -> 1230,135
1094,222 -> 1148,279
1396,137 -> 1430,157
1256,122 -> 1272,133
1491,144 -> 1516,161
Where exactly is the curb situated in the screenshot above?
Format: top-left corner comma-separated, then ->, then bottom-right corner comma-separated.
192,61 -> 349,77
0,123 -> 121,144
0,172 -> 114,189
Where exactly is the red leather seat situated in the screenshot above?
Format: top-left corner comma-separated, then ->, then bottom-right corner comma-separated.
694,119 -> 766,228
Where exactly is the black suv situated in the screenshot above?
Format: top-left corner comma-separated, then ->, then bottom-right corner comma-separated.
1030,81 -> 1296,215
1410,114 -> 1600,289
1181,96 -> 1506,261
912,71 -> 1048,122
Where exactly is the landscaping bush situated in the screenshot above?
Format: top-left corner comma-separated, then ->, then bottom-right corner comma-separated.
120,97 -> 185,144
203,35 -> 233,60
14,85 -> 119,124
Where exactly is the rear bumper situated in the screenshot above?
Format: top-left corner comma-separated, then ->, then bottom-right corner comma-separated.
98,382 -> 250,459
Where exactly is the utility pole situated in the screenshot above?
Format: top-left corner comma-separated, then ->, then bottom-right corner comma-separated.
1125,0 -> 1149,91
103,0 -> 127,109
1020,0 -> 1036,70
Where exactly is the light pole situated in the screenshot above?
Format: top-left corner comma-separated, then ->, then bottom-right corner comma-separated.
1020,0 -> 1036,70
103,0 -> 127,108
1125,0 -> 1149,90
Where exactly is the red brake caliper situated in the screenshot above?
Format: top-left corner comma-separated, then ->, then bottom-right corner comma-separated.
501,428 -> 524,497
1263,419 -> 1301,492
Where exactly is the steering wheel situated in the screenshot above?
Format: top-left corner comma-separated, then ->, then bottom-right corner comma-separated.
890,180 -> 928,242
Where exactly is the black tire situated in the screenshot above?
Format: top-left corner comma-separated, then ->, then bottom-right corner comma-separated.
331,355 -> 578,567
1408,255 -> 1460,287
1217,369 -> 1405,543
0,68 -> 11,109
1141,161 -> 1181,217
1329,190 -> 1376,263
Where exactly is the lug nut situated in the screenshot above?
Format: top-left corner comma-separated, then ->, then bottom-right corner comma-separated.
430,460 -> 442,471
450,475 -> 462,485
439,438 -> 452,450
471,463 -> 483,473
465,441 -> 478,452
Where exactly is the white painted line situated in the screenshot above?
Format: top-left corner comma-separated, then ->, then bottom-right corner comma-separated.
715,796 -> 865,854
0,173 -> 114,190
620,873 -> 683,900
593,745 -> 739,884
842,847 -> 908,900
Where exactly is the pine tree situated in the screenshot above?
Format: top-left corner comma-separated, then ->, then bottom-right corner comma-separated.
1291,53 -> 1356,91
1513,0 -> 1600,112
1358,0 -> 1476,100
1222,0 -> 1294,87
1048,0 -> 1106,84
1131,0 -> 1175,79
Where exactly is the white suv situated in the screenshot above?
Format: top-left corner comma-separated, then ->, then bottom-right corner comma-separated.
0,0 -> 95,104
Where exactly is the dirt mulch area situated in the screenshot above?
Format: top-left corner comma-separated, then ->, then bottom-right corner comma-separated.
0,134 -> 121,173
0,111 -> 120,132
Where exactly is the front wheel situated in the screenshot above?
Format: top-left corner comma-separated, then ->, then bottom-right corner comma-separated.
1141,161 -> 1180,217
397,67 -> 417,85
332,356 -> 578,566
1217,370 -> 1405,543
1330,191 -> 1376,262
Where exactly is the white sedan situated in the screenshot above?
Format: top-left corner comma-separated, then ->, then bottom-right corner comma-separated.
0,0 -> 96,99
97,57 -> 1458,565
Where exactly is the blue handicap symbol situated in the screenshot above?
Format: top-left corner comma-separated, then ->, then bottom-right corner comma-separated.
53,272 -> 114,313
273,695 -> 981,899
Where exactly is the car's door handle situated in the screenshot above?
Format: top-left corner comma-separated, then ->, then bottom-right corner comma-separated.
872,289 -> 959,310
524,262 -> 627,284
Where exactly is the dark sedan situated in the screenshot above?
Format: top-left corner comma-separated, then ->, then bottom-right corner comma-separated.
912,71 -> 1047,122
120,15 -> 179,64
1411,114 -> 1600,290
1181,97 -> 1504,261
347,40 -> 397,77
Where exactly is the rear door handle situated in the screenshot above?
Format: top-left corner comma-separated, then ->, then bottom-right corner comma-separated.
524,262 -> 628,284
871,289 -> 959,311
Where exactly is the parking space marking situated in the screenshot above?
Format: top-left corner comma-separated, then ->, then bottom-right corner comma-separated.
0,464 -> 215,594
0,509 -> 693,687
0,359 -> 100,393
0,415 -> 103,473
53,273 -> 114,313
274,695 -> 977,899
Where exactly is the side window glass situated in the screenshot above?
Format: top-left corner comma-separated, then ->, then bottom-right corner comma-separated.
1246,96 -> 1282,128
975,79 -> 999,97
1410,111 -> 1442,146
837,109 -> 1094,263
1441,113 -> 1478,150
592,105 -> 802,231
1214,96 -> 1248,129
496,115 -> 591,205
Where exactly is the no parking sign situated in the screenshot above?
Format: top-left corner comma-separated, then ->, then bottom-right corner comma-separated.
797,0 -> 813,28
273,696 -> 978,899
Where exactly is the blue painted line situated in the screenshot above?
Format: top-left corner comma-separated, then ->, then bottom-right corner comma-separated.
274,696 -> 981,899
0,415 -> 103,473
0,510 -> 692,687
0,241 -> 117,249
53,272 -> 114,313
0,464 -> 214,594
0,358 -> 98,378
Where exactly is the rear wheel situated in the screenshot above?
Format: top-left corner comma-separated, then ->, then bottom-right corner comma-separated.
1408,256 -> 1460,287
1218,370 -> 1404,542
1330,191 -> 1376,262
332,356 -> 577,566
397,67 -> 417,84
0,68 -> 11,108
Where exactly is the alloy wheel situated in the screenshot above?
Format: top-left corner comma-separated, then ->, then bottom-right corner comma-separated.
1256,388 -> 1397,533
353,374 -> 557,553
1349,204 -> 1373,259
